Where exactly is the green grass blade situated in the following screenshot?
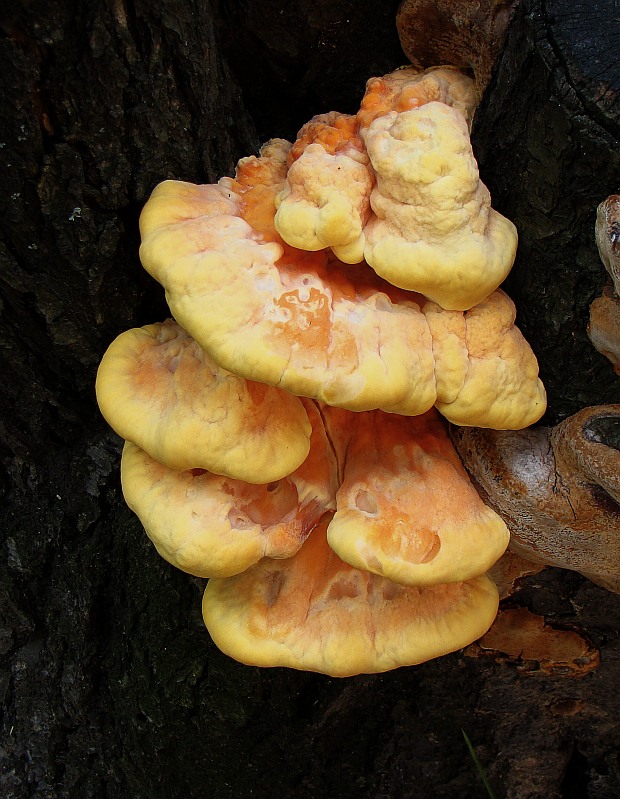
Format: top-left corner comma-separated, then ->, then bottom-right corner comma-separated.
461,728 -> 497,799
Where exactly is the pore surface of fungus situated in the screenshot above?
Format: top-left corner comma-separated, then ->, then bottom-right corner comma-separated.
203,516 -> 500,677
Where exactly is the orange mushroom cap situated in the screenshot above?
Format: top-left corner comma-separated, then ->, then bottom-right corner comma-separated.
121,397 -> 509,586
120,400 -> 338,578
274,66 -> 478,265
361,101 -> 518,310
95,319 -> 312,483
357,65 -> 478,130
202,515 -> 500,677
426,290 -> 546,429
471,607 -> 600,677
328,407 -> 510,585
139,142 -> 438,417
139,140 -> 545,428
273,65 -> 515,310
274,130 -> 373,264
97,64 -> 550,678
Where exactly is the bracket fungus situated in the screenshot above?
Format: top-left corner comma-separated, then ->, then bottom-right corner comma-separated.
96,65 -> 549,675
452,405 -> 620,594
359,100 -> 518,310
116,377 -> 510,587
203,516 -> 500,678
274,68 -> 516,309
139,68 -> 545,427
96,319 -> 311,483
119,398 -> 338,578
326,407 -> 509,586
274,66 -> 478,265
588,287 -> 620,375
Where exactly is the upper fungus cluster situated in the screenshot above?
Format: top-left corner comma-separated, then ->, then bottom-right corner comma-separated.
96,66 -> 546,677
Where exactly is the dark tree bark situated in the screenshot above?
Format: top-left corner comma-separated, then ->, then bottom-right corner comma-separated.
473,0 -> 620,423
1,2 -> 619,799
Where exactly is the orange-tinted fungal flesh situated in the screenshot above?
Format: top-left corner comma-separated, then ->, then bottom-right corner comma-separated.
203,516 -> 500,677
327,408 -> 510,586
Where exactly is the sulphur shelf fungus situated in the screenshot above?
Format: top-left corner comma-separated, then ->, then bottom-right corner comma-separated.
139,71 -> 545,427
203,516 -> 500,677
95,320 -> 312,483
97,65 -> 548,676
118,407 -> 336,578
275,68 -> 517,310
273,66 -> 479,266
100,339 -> 510,585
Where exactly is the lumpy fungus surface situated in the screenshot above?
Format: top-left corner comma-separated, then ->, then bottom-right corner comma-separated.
96,65 -> 547,675
139,133 -> 544,426
203,516 -> 500,677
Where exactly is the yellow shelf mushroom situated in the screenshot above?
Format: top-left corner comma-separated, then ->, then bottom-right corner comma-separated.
96,65 -> 548,676
203,516 -> 500,678
139,133 -> 545,427
96,319 -> 311,483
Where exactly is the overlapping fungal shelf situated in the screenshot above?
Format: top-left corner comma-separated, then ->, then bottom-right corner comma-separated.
96,66 -> 546,676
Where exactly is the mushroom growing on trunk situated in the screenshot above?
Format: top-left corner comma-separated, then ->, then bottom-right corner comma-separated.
96,319 -> 311,482
97,63 -> 546,675
139,74 -> 545,428
203,515 -> 500,677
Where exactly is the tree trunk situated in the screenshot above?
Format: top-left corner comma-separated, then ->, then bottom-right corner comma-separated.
1,2 -> 618,799
473,0 -> 620,422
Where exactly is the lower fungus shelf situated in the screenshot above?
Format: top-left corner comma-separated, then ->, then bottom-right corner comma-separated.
202,516 -> 500,677
119,398 -> 510,590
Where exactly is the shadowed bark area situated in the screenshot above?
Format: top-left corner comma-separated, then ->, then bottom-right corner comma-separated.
473,0 -> 620,423
1,1 -> 619,798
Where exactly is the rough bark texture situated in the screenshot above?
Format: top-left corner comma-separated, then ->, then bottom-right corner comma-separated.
473,0 -> 620,423
1,1 -> 619,798
396,0 -> 520,99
